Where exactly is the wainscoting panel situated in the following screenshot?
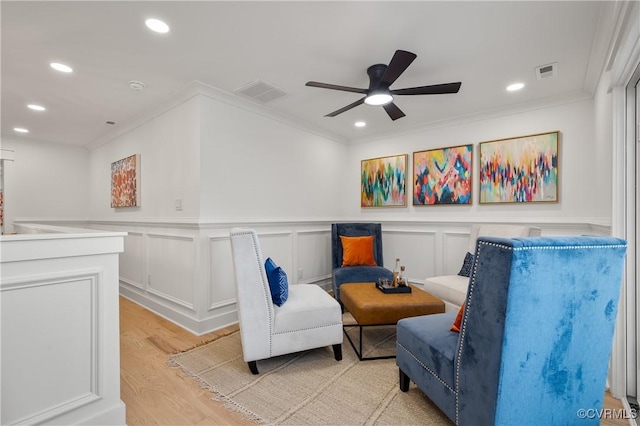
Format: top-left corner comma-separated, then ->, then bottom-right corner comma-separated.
255,231 -> 294,282
296,229 -> 331,285
120,232 -> 144,289
1,273 -> 99,425
208,235 -> 237,311
146,233 -> 196,310
382,229 -> 437,284
442,230 -> 473,276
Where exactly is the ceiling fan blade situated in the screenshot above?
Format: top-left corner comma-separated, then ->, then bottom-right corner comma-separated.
325,97 -> 366,117
306,81 -> 367,94
391,82 -> 462,95
383,102 -> 406,121
379,50 -> 417,87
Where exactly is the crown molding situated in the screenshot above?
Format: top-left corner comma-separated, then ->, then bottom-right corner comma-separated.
349,90 -> 593,146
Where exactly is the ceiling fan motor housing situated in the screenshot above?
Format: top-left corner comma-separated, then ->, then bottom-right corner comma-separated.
367,64 -> 389,90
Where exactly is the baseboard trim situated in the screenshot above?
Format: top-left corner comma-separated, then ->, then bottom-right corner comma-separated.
120,288 -> 238,336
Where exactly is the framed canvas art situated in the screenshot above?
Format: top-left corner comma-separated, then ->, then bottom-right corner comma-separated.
361,154 -> 408,207
413,144 -> 472,205
479,131 -> 559,203
111,154 -> 141,208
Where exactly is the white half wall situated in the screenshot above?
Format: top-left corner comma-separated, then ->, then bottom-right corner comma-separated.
1,225 -> 126,425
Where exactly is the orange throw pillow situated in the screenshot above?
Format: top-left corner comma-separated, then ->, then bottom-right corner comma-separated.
340,235 -> 377,267
451,304 -> 465,333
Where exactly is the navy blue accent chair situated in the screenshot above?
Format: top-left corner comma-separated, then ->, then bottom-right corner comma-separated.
331,223 -> 393,303
396,236 -> 627,425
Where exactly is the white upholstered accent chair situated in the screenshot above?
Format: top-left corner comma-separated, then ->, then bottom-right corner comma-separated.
424,224 -> 542,312
229,228 -> 343,374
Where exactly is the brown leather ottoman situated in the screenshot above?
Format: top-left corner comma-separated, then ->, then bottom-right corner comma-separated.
340,282 -> 445,360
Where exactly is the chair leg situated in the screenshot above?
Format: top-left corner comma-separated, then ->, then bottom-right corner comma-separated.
399,368 -> 410,392
248,361 -> 259,375
333,344 -> 343,361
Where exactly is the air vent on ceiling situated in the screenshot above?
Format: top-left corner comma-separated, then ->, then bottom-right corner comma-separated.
535,62 -> 558,80
235,79 -> 286,103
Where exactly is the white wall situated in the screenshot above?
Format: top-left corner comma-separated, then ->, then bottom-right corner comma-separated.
346,98 -> 607,224
593,69 -> 614,220
198,94 -> 349,220
0,138 -> 89,233
88,96 -> 202,221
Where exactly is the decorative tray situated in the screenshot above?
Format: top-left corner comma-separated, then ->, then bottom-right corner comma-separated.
376,282 -> 412,293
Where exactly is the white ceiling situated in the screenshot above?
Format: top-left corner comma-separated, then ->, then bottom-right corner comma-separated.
1,1 -> 612,148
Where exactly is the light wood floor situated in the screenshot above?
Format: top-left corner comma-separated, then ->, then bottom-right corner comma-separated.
120,296 -> 630,426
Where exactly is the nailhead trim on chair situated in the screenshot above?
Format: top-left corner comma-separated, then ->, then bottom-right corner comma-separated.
238,229 -> 275,358
453,241 -> 490,424
397,342 -> 455,394
483,240 -> 627,252
272,322 -> 343,335
452,239 -> 627,424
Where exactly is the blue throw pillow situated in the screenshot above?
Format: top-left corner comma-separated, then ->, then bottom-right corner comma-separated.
264,257 -> 288,306
458,252 -> 474,277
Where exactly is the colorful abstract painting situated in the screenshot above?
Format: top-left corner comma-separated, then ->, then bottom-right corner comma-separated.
413,144 -> 472,205
479,131 -> 559,203
111,154 -> 140,208
361,154 -> 407,207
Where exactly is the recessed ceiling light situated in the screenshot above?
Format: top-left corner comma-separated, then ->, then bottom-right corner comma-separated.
355,121 -> 366,128
14,127 -> 29,133
145,18 -> 170,33
27,104 -> 46,111
50,62 -> 73,73
506,83 -> 525,92
129,80 -> 145,91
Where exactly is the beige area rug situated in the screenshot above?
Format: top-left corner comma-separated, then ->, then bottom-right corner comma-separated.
169,320 -> 452,425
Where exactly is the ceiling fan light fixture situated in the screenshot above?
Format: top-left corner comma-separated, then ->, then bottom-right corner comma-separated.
506,82 -> 525,92
364,92 -> 393,106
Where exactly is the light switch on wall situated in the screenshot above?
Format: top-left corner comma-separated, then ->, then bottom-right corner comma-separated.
175,198 -> 183,211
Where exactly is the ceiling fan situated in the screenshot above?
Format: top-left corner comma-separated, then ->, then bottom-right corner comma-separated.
306,50 -> 461,121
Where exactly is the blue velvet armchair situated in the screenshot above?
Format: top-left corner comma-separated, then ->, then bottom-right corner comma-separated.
331,223 -> 393,303
396,236 -> 627,425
